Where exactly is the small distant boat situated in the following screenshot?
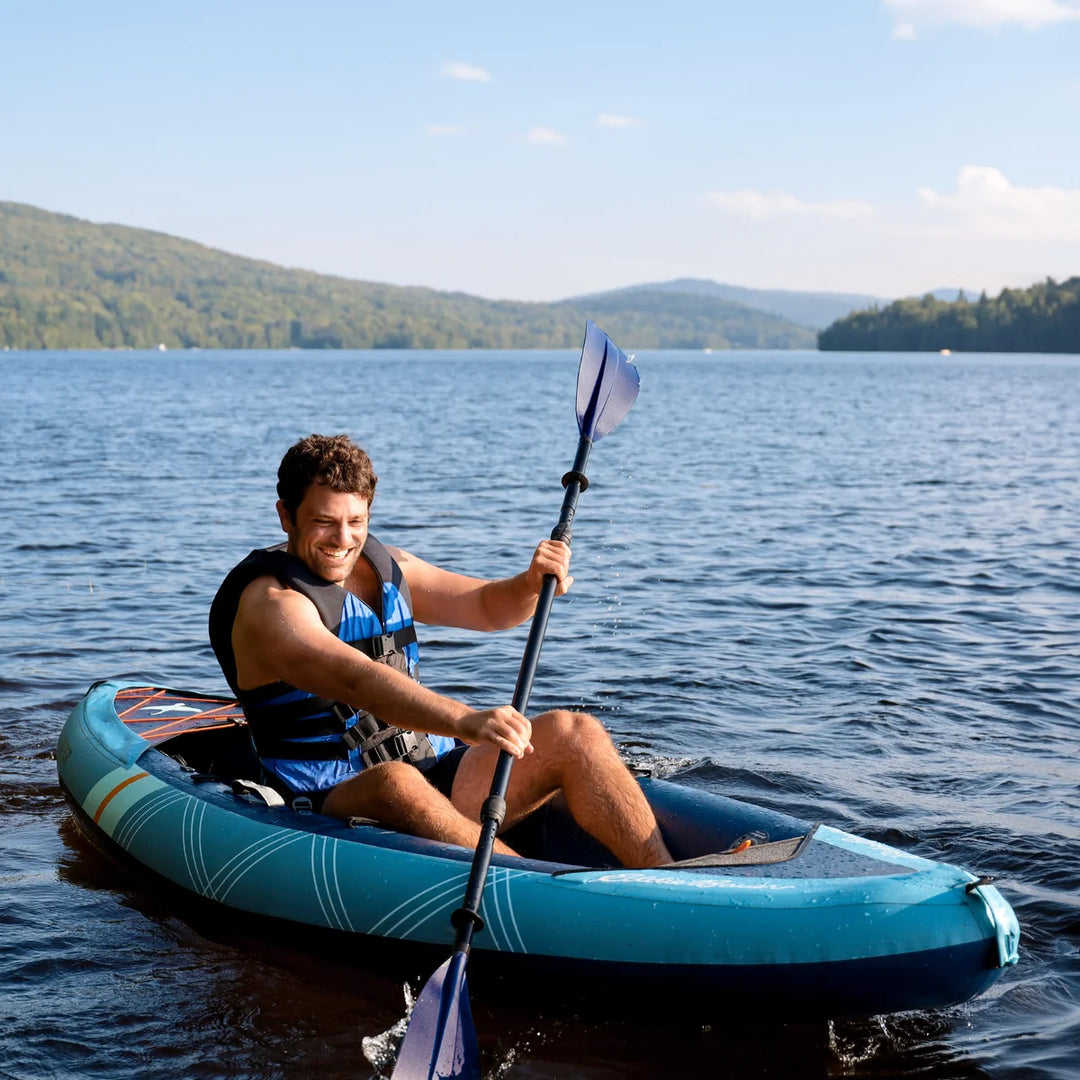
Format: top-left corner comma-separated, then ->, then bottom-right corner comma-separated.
57,680 -> 1020,1019
940,348 -> 952,356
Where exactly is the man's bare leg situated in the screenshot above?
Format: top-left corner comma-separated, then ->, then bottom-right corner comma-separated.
320,760 -> 517,855
451,710 -> 672,868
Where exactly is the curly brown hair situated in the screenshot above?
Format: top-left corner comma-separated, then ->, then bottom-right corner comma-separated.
276,434 -> 378,522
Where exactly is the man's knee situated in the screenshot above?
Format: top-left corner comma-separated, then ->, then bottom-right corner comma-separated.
533,709 -> 610,751
365,760 -> 431,802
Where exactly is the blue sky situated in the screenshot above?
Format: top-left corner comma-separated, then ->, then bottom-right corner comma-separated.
3,0 -> 1078,301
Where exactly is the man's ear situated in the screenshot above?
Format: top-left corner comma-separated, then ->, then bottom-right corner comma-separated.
276,500 -> 292,533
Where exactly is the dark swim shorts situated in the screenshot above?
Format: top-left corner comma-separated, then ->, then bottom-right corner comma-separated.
412,743 -> 469,798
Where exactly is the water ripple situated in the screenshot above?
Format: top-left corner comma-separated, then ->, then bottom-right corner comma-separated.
2,350 -> 1078,1078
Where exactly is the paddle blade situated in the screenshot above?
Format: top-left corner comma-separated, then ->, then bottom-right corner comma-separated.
576,320 -> 640,441
391,953 -> 479,1080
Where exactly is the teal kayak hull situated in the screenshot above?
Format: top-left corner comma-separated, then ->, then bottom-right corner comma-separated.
57,680 -> 1019,1018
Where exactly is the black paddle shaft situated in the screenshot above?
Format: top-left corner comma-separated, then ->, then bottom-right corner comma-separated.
449,434 -> 594,953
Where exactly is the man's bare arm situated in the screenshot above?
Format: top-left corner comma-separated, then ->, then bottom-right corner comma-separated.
393,539 -> 573,631
232,578 -> 533,756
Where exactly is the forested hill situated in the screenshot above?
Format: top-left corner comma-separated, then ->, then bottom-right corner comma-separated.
585,278 -> 889,331
0,202 -> 815,350
818,278 -> 1080,353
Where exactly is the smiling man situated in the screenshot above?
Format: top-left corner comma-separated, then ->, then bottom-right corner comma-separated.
208,433 -> 671,868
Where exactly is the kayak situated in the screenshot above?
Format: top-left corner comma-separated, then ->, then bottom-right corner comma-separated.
57,680 -> 1019,1018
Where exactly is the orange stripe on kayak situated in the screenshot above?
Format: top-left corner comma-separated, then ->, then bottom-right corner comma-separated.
93,772 -> 150,824
117,689 -> 166,718
136,720 -> 244,740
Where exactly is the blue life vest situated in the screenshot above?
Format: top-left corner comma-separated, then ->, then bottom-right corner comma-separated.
208,536 -> 456,795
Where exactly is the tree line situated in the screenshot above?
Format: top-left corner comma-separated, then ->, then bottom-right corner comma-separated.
0,202 -> 814,351
818,278 -> 1080,353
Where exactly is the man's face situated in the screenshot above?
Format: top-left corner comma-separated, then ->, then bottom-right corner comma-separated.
277,482 -> 370,583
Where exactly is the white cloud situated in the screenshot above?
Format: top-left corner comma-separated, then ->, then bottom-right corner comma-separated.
526,126 -> 569,147
706,188 -> 875,221
425,125 -> 465,137
440,61 -> 492,83
916,165 -> 1080,238
884,0 -> 1080,33
597,113 -> 642,129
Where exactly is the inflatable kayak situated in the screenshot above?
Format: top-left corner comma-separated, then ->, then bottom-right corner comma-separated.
57,680 -> 1019,1018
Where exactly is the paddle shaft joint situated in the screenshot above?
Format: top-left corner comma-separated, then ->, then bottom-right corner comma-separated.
482,793 -> 506,828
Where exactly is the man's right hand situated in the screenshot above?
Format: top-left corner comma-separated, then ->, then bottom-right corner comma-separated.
459,706 -> 534,758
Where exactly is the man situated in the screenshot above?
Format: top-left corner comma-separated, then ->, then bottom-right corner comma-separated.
209,433 -> 671,868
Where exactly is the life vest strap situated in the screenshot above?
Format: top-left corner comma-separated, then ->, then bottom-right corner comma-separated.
257,701 -> 435,767
352,624 -> 417,660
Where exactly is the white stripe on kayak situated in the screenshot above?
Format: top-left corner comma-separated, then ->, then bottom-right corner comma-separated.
367,870 -> 471,940
206,831 -> 308,902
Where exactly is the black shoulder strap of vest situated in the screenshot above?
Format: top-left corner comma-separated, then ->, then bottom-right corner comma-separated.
358,534 -> 414,624
260,544 -> 350,629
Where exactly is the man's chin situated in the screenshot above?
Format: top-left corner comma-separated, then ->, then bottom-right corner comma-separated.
310,554 -> 357,582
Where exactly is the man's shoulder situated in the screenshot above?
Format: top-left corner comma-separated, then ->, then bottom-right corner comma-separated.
237,572 -> 307,613
383,543 -> 412,570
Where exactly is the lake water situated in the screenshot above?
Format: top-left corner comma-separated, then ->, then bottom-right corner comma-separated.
1,348 -> 1077,1079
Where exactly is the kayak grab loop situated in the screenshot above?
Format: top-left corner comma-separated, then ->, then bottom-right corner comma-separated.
962,876 -> 1020,968
230,778 -> 287,808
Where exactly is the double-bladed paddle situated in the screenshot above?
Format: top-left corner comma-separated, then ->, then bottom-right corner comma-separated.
390,321 -> 641,1080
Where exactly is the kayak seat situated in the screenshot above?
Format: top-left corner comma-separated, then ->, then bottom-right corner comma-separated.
158,722 -> 268,786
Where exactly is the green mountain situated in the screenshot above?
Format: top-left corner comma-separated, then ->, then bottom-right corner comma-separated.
818,280 -> 1080,353
0,201 -> 815,351
582,278 -> 890,330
